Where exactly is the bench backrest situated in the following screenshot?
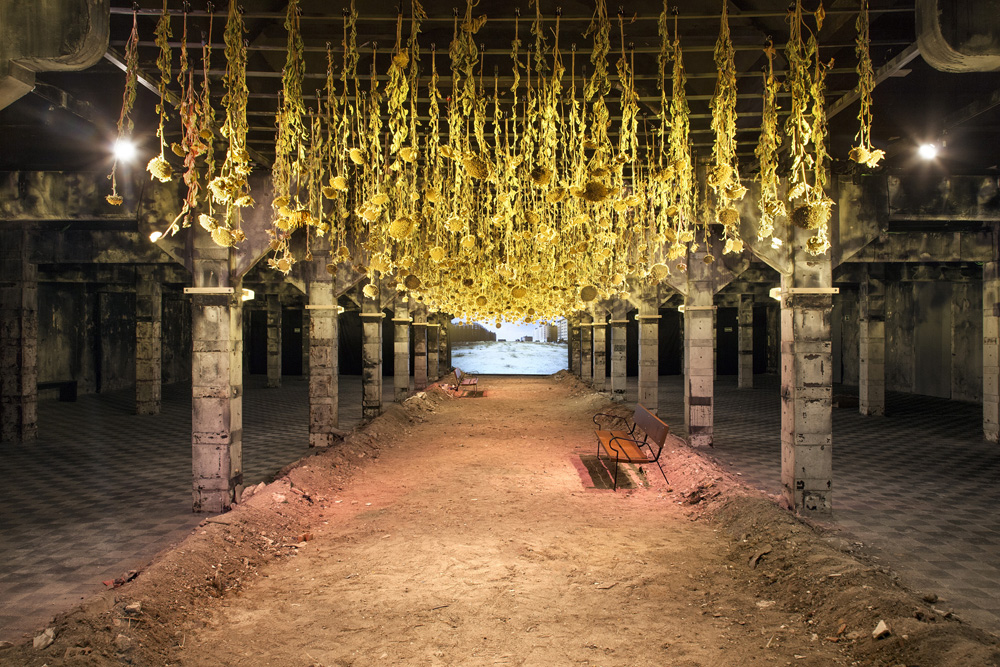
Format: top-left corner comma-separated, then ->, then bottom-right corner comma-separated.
633,404 -> 669,450
455,368 -> 464,381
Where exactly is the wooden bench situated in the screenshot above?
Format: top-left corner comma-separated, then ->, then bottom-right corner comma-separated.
592,404 -> 669,490
38,379 -> 78,402
453,368 -> 478,397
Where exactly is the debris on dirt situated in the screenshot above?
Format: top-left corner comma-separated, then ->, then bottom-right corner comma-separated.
32,628 -> 54,650
873,619 -> 892,639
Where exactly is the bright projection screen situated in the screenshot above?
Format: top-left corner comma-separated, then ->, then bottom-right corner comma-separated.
449,318 -> 568,375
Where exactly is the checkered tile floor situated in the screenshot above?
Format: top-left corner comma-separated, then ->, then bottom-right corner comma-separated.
0,374 -> 394,643
646,374 -> 1000,636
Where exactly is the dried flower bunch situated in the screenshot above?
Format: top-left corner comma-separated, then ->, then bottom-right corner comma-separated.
849,0 -> 885,168
107,7 -> 139,206
128,0 -> 886,316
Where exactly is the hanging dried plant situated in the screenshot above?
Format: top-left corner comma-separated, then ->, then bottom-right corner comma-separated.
146,1 -> 173,184
755,39 -> 784,241
107,8 -> 139,206
849,0 -> 885,168
709,0 -> 744,254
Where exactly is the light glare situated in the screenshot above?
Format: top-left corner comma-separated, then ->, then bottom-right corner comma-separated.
113,138 -> 137,162
918,143 -> 938,160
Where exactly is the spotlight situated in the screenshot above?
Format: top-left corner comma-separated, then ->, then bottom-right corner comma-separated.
113,138 -> 137,162
918,143 -> 938,160
149,231 -> 163,243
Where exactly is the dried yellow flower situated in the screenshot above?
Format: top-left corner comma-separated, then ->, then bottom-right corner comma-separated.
146,156 -> 173,183
105,194 -> 123,206
388,216 -> 416,240
460,235 -> 476,251
199,214 -> 217,231
349,148 -> 367,166
170,142 -> 187,157
399,147 -> 418,163
651,263 -> 670,281
580,285 -> 598,302
429,246 -> 446,262
211,226 -> 235,247
717,208 -> 740,228
404,274 -> 422,290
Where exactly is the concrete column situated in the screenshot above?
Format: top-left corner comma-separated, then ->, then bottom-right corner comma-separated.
307,276 -> 339,446
738,293 -> 754,389
609,301 -> 627,402
0,226 -> 37,442
392,297 -> 411,402
580,314 -> 593,384
360,288 -> 383,420
569,318 -> 582,376
859,266 -> 886,416
684,250 -> 716,447
439,317 -> 451,372
428,323 -> 440,382
135,267 -> 162,415
984,261 -> 1000,442
189,282 -> 243,512
637,300 -> 659,412
780,265 -> 835,515
592,320 -> 607,391
266,293 -> 282,388
413,307 -> 428,390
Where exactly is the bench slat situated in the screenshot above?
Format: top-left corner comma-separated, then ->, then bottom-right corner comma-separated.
596,430 -> 652,463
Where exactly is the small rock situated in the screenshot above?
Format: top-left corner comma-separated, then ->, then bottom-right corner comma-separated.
922,593 -> 939,604
114,634 -> 132,651
0,640 -> 14,649
33,628 -> 55,650
124,602 -> 142,615
272,493 -> 287,503
872,620 -> 891,640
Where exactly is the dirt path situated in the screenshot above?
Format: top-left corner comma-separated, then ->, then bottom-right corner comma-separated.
176,377 -> 846,667
7,375 -> 1000,666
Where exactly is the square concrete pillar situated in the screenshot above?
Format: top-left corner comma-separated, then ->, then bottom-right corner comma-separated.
609,301 -> 628,402
413,307 -> 428,390
428,323 -> 440,382
438,317 -> 451,372
135,267 -> 162,415
738,294 -> 754,389
392,297 -> 411,403
592,320 -> 607,392
569,318 -> 582,376
580,315 -> 593,384
859,266 -> 885,416
266,293 -> 282,388
189,285 -> 243,512
307,277 -> 339,446
637,303 -> 660,412
683,301 -> 715,447
360,289 -> 383,420
984,262 -> 1000,442
0,226 -> 37,442
779,269 -> 835,516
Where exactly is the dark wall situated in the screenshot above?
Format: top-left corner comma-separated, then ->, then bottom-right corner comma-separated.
37,283 -> 93,394
161,291 -> 191,384
658,308 -> 682,375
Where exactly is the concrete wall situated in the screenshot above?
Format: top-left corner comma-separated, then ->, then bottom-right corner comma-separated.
37,281 -> 192,397
832,289 -> 860,386
37,283 -> 93,394
883,278 -> 981,401
162,291 -> 191,384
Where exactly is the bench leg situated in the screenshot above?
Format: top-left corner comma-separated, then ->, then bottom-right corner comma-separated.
654,459 -> 669,485
613,453 -> 620,491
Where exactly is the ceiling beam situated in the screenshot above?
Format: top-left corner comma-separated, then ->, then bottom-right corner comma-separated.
825,41 -> 920,120
102,49 -> 273,168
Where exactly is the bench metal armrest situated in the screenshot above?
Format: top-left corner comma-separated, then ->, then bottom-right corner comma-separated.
592,412 -> 634,434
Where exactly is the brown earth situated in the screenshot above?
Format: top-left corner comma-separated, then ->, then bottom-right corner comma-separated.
3,374 -> 999,667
